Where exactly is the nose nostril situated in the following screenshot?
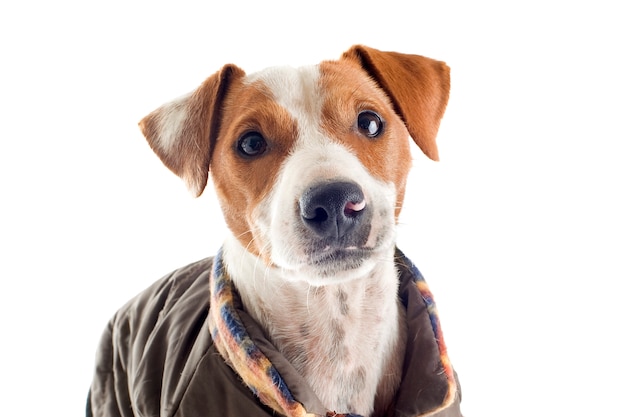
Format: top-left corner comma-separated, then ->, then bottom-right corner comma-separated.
344,200 -> 366,217
312,207 -> 329,222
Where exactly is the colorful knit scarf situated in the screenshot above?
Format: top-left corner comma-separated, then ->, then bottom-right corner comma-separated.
400,252 -> 458,412
207,247 -> 456,417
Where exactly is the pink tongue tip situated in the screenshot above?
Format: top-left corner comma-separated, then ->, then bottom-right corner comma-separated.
345,200 -> 366,213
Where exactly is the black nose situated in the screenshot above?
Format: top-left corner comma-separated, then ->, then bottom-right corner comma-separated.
299,181 -> 366,239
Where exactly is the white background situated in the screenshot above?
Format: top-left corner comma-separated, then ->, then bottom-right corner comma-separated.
1,1 -> 624,416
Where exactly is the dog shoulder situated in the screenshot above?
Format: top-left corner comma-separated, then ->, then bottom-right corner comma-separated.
89,256 -> 215,415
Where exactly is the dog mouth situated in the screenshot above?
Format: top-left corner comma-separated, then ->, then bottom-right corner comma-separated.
304,245 -> 373,275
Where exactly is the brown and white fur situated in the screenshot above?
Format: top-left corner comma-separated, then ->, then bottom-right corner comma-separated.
139,45 -> 450,417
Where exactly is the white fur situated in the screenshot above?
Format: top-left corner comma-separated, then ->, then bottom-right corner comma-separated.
224,65 -> 406,416
246,65 -> 322,124
224,236 -> 405,416
152,92 -> 192,152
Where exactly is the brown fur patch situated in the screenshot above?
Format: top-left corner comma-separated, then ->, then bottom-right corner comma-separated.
209,78 -> 298,257
318,61 -> 413,219
341,45 -> 450,162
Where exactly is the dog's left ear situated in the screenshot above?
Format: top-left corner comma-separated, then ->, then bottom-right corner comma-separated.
139,64 -> 245,196
342,45 -> 450,161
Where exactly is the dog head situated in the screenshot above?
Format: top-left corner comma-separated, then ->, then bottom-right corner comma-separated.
140,45 -> 449,284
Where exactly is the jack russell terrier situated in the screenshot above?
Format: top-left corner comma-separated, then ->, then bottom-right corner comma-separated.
88,45 -> 463,417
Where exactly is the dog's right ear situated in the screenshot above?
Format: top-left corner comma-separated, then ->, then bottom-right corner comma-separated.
139,64 -> 245,197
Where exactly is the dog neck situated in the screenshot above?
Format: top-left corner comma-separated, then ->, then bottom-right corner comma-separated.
223,235 -> 406,417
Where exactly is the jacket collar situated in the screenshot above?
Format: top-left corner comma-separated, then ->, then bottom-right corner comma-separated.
208,247 -> 458,417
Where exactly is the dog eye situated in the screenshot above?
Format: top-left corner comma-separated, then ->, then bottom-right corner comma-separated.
357,110 -> 384,138
237,132 -> 267,157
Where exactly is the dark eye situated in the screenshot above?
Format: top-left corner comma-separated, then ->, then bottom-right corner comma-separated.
357,110 -> 384,138
237,132 -> 267,157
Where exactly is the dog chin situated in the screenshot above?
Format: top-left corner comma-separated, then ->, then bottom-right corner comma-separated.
280,247 -> 383,286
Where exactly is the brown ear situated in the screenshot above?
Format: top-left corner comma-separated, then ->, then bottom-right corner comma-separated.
341,45 -> 450,161
138,64 -> 245,196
